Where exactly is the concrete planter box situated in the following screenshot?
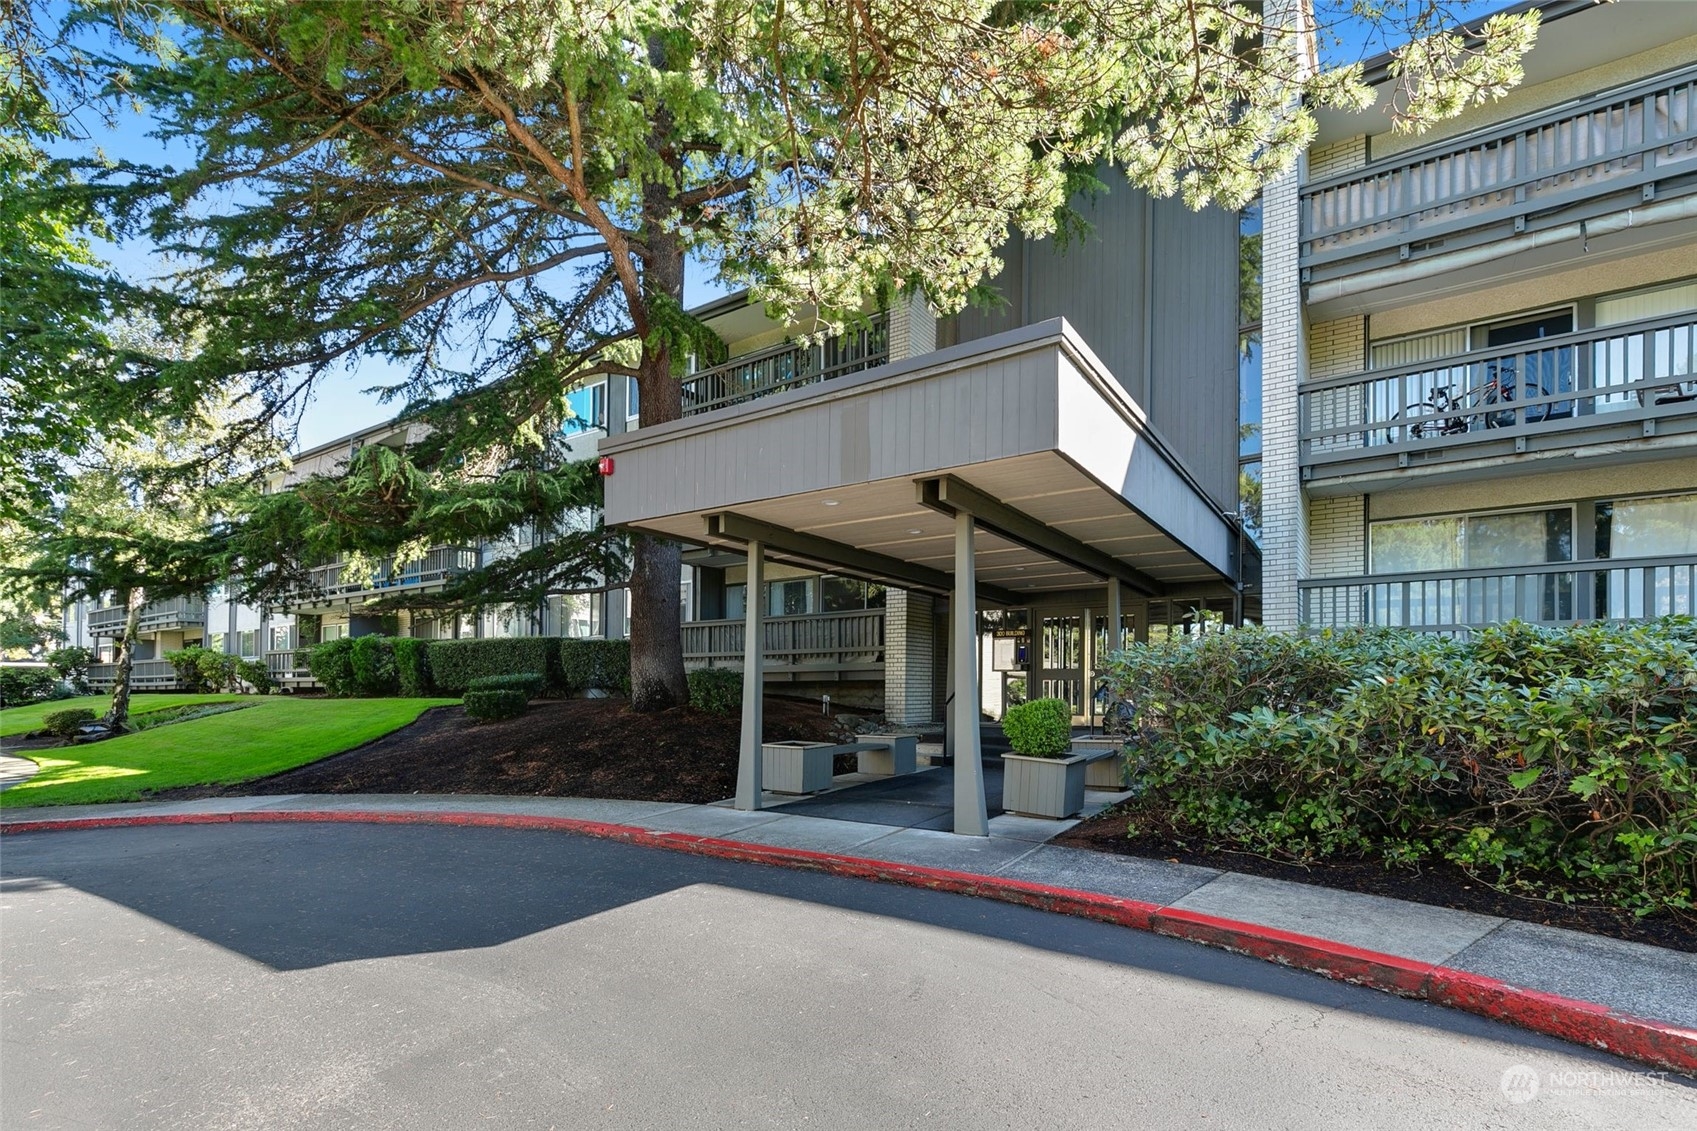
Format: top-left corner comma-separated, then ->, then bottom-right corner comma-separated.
857,734 -> 918,776
761,741 -> 837,794
1001,752 -> 1088,819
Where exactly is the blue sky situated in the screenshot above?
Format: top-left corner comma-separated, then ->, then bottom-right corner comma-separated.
59,2 -> 1468,452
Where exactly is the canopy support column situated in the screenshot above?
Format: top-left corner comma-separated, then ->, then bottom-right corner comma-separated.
952,513 -> 988,836
1107,579 -> 1123,654
734,539 -> 765,810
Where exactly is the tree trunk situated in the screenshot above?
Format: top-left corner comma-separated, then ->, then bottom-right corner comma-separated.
103,587 -> 145,730
625,153 -> 690,711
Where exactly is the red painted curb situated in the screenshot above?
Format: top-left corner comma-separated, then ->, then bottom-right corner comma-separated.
6,807 -> 1694,1076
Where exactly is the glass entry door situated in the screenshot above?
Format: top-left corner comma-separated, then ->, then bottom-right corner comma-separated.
1038,616 -> 1085,721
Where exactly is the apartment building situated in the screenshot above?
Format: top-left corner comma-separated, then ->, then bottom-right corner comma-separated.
1260,0 -> 1697,633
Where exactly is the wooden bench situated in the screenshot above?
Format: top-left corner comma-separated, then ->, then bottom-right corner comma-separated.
760,734 -> 919,794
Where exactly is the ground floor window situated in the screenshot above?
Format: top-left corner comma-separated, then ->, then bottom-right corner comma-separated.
1369,506 -> 1573,574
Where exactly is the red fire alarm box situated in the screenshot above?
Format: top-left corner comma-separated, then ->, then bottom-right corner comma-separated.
596,456 -> 615,476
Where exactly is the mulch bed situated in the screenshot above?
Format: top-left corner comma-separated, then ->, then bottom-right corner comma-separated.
157,696 -> 854,806
1053,805 -> 1697,954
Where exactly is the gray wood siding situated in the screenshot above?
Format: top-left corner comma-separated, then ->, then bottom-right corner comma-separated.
1151,196 -> 1239,510
941,183 -> 1239,512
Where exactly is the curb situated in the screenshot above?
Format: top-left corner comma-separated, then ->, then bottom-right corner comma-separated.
6,807 -> 1695,1076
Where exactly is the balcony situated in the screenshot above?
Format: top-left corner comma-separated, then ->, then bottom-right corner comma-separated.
681,609 -> 885,678
1300,311 -> 1697,484
289,545 -> 480,612
1300,554 -> 1697,633
264,648 -> 315,686
87,659 -> 185,690
680,313 -> 889,416
1301,64 -> 1697,286
88,597 -> 207,637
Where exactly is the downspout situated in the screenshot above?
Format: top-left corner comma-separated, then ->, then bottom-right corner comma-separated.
1306,194 -> 1697,306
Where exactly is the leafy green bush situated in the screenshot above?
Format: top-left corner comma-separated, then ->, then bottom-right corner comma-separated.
466,672 -> 545,697
1001,697 -> 1073,757
687,668 -> 741,714
0,666 -> 60,706
349,634 -> 400,697
306,637 -> 357,697
391,637 -> 433,697
236,659 -> 275,694
1101,619 -> 1697,918
427,638 -> 558,693
165,646 -> 241,693
463,688 -> 528,721
46,646 -> 94,694
41,707 -> 97,737
560,638 -> 630,696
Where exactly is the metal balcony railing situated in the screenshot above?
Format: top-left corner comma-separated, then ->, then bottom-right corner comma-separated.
1301,64 -> 1697,278
680,314 -> 889,416
1299,311 -> 1697,479
1299,554 -> 1697,633
88,597 -> 208,637
681,609 -> 886,672
293,545 -> 480,608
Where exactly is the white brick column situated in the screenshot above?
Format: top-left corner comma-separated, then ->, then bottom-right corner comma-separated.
1259,162 -> 1310,632
885,289 -> 936,362
883,589 -> 935,725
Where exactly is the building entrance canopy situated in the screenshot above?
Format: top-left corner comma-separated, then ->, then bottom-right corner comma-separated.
600,319 -> 1247,835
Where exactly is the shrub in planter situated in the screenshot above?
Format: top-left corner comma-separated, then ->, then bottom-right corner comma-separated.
1001,697 -> 1073,757
687,668 -> 741,715
559,639 -> 630,696
391,637 -> 433,697
349,634 -> 400,697
464,688 -> 528,721
0,667 -> 59,706
427,638 -> 558,694
467,672 -> 545,698
42,707 -> 97,737
306,637 -> 357,697
46,646 -> 94,694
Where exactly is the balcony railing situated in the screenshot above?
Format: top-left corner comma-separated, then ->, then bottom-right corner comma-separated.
1300,554 -> 1697,633
1300,311 -> 1697,479
265,648 -> 315,683
293,545 -> 480,609
88,597 -> 208,637
681,609 -> 886,673
1301,64 -> 1697,278
87,659 -> 183,690
681,313 -> 889,416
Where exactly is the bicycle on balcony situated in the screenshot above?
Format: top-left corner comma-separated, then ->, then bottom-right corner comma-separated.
1383,376 -> 1505,444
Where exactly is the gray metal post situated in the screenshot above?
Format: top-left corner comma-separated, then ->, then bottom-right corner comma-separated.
734,540 -> 765,810
1107,579 -> 1123,654
1081,605 -> 1094,729
952,512 -> 988,836
942,596 -> 954,762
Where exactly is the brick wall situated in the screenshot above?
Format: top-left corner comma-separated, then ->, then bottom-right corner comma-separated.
1307,316 -> 1365,380
1307,135 -> 1368,181
1258,162 -> 1310,632
1308,495 -> 1366,578
884,589 -> 935,724
886,290 -> 937,363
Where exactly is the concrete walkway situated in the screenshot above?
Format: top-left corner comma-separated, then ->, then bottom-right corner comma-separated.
0,753 -> 40,791
4,790 -> 1694,1070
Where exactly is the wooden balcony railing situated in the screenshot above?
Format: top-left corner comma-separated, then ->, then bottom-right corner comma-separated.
1299,554 -> 1697,633
88,597 -> 208,637
264,648 -> 314,682
1301,64 -> 1697,278
293,545 -> 480,608
680,314 -> 889,416
681,609 -> 885,672
86,659 -> 183,690
1299,311 -> 1697,480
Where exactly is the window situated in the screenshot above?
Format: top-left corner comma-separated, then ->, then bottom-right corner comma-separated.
626,377 -> 641,424
1596,493 -> 1697,559
820,576 -> 886,612
1370,507 -> 1574,574
270,626 -> 292,652
320,623 -> 349,642
726,583 -> 745,621
208,632 -> 226,654
768,579 -> 812,617
237,630 -> 258,658
562,381 -> 607,433
1238,201 -> 1263,544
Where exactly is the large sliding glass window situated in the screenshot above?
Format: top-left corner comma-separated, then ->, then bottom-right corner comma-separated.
1369,507 -> 1575,624
1595,492 -> 1697,619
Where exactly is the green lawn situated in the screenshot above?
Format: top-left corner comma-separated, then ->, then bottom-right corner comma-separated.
0,693 -> 247,737
0,696 -> 457,808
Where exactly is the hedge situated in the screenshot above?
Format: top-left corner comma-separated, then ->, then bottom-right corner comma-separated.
42,707 -> 97,737
467,672 -> 545,697
1101,619 -> 1697,919
426,638 -> 558,694
464,688 -> 528,721
392,637 -> 432,697
687,667 -> 741,715
560,639 -> 630,696
306,637 -> 358,697
0,667 -> 61,706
